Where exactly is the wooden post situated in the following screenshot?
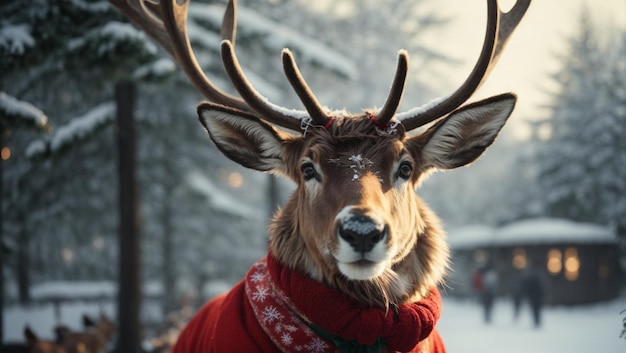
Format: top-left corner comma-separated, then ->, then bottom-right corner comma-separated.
0,128 -> 4,342
115,81 -> 141,353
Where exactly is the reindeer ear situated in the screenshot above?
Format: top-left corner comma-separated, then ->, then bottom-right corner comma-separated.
197,102 -> 287,173
24,326 -> 38,346
411,93 -> 516,170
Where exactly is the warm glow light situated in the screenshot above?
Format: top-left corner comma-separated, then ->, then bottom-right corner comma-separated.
1,147 -> 11,160
512,247 -> 527,269
546,248 -> 562,275
564,247 -> 579,281
564,257 -> 580,272
228,172 -> 243,188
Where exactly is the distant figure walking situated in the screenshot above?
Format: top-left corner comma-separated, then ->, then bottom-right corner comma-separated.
472,264 -> 498,323
523,268 -> 546,328
512,267 -> 546,328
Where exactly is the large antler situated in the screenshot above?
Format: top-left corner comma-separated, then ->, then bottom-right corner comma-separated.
110,0 -> 529,133
109,0 -> 315,131
109,0 -> 247,111
394,0 -> 531,131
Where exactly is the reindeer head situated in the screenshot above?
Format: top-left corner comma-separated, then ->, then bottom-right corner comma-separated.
111,0 -> 530,307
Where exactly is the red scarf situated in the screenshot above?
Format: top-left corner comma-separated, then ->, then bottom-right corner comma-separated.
245,257 -> 334,352
172,254 -> 445,353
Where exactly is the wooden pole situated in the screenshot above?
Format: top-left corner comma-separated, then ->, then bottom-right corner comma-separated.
0,128 -> 4,342
115,81 -> 141,353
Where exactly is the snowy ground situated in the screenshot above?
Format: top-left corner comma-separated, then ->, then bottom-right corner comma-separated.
3,295 -> 626,352
438,297 -> 626,353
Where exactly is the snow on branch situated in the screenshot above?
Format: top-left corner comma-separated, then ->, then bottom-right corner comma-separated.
67,21 -> 157,57
0,23 -> 35,55
132,57 -> 176,82
189,3 -> 358,80
26,101 -> 115,159
0,92 -> 48,129
67,0 -> 110,13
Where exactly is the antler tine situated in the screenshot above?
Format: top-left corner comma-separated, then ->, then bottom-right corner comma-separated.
493,0 -> 531,61
282,49 -> 331,127
109,0 -> 172,54
158,0 -> 255,112
398,0 -> 531,131
375,50 -> 409,127
110,0 -> 252,112
221,41 -> 305,131
221,0 -> 237,46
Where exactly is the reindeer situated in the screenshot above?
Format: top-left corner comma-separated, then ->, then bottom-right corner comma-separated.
54,314 -> 116,353
24,326 -> 67,353
110,0 -> 530,351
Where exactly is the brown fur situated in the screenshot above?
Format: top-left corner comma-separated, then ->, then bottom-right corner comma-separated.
24,327 -> 67,353
55,315 -> 116,353
268,114 -> 450,308
199,93 -> 515,352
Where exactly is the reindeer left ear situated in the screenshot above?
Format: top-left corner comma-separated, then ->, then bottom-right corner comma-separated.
197,102 -> 288,173
410,93 -> 516,170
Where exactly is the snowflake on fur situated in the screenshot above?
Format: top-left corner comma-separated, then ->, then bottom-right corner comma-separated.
348,154 -> 373,181
262,305 -> 284,324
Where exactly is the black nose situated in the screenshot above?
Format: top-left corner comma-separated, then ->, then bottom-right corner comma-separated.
338,214 -> 387,253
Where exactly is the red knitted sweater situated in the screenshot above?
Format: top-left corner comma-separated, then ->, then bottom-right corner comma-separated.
172,254 -> 445,353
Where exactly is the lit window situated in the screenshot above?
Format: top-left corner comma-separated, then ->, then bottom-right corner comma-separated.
564,247 -> 579,281
512,247 -> 527,269
546,248 -> 562,275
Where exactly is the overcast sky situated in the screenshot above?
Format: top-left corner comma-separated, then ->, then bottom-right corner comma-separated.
424,0 -> 625,141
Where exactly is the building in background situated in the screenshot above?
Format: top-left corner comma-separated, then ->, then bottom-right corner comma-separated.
448,218 -> 621,305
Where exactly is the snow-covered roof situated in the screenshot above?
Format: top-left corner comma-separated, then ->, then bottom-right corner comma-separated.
448,218 -> 617,249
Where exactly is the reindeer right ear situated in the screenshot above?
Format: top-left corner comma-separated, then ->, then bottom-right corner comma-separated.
411,93 -> 516,171
197,102 -> 287,173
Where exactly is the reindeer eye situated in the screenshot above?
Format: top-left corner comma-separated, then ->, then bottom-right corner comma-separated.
301,163 -> 318,182
397,161 -> 413,180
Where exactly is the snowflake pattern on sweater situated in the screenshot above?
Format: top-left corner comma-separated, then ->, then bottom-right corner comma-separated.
245,259 -> 337,353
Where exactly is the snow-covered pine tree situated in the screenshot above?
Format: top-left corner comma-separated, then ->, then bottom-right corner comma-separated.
0,0 -> 162,302
533,10 -> 626,237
